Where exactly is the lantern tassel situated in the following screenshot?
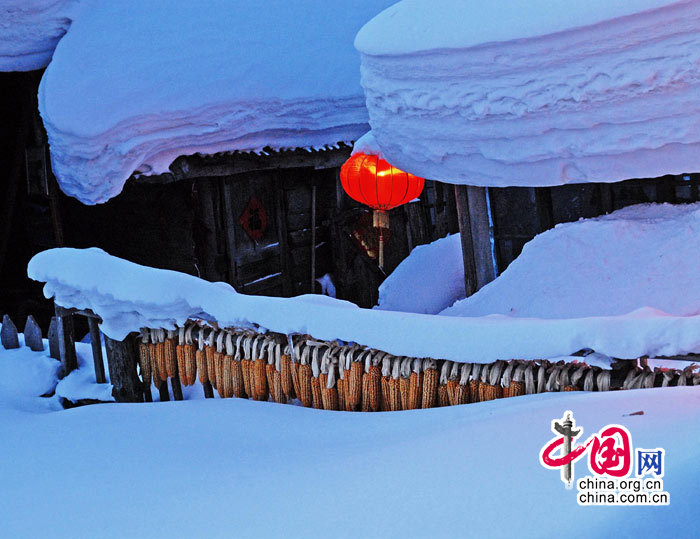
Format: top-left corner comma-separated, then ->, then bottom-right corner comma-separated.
373,210 -> 389,269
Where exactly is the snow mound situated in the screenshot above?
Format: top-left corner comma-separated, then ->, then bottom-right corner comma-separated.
355,0 -> 700,186
376,234 -> 465,314
0,0 -> 82,71
28,242 -> 700,362
443,202 -> 700,319
38,0 -> 397,204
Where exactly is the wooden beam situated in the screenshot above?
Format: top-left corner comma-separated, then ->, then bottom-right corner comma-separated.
453,185 -> 495,296
274,174 -> 294,296
87,317 -> 107,384
55,305 -> 78,377
104,334 -> 144,403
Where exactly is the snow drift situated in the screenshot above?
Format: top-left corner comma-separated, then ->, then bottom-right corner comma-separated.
0,0 -> 81,71
376,233 -> 465,314
443,202 -> 700,318
38,0 -> 397,204
355,0 -> 700,186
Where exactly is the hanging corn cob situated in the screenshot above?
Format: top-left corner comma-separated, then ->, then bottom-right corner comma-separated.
509,363 -> 526,397
360,350 -> 372,412
297,345 -> 313,407
421,359 -> 438,409
206,328 -> 218,389
380,355 -> 392,411
406,358 -> 423,410
347,348 -> 364,411
241,335 -> 254,399
483,361 -> 504,400
215,330 -> 228,398
195,327 -> 208,386
231,334 -> 246,398
271,343 -> 285,404
154,328 -> 167,383
265,337 -> 277,400
320,347 -> 338,411
337,350 -> 348,411
164,329 -> 177,379
181,326 -> 196,386
437,361 -> 450,407
310,346 -> 324,409
478,363 -> 490,402
280,343 -> 295,401
366,351 -> 383,412
388,356 -> 402,411
398,357 -> 412,410
252,335 -> 268,401
176,327 -> 187,384
138,328 -> 152,389
454,363 -> 470,405
446,361 -> 459,406
501,361 -> 514,398
219,332 -> 234,398
148,329 -> 160,385
290,340 -> 302,402
469,363 -> 481,403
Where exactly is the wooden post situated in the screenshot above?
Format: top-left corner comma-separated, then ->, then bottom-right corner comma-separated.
453,185 -> 495,296
47,317 -> 60,359
87,317 -> 107,384
104,334 -> 144,403
274,175 -> 294,296
55,305 -> 78,377
158,381 -> 170,402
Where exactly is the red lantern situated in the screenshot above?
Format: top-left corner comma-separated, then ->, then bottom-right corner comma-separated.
340,153 -> 424,268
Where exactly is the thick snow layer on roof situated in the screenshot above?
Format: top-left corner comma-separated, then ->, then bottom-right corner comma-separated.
28,234 -> 700,362
39,0 -> 396,204
442,202 -> 700,319
355,0 -> 700,187
0,0 -> 81,71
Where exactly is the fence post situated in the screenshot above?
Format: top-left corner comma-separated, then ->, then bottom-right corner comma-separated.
87,317 -> 107,384
55,305 -> 78,377
104,334 -> 144,403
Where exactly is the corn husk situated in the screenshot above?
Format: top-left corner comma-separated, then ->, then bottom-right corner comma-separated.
421,359 -> 438,409
437,360 -> 451,407
398,357 -> 411,410
310,347 -> 323,409
206,329 -> 218,389
194,328 -> 208,386
405,358 -> 422,410
454,363 -> 470,405
215,331 -> 227,398
536,361 -> 549,394
265,339 -> 277,400
341,347 -> 354,411
231,334 -> 246,398
149,336 -> 160,387
138,329 -> 151,388
164,330 -> 177,379
321,353 -> 339,411
252,336 -> 268,401
240,335 -> 254,398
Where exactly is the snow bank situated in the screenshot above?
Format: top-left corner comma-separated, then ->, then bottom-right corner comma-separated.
2,386 -> 700,537
38,0 -> 397,204
443,202 -> 700,319
376,233 -> 465,314
28,243 -> 700,362
355,0 -> 700,186
0,0 -> 82,71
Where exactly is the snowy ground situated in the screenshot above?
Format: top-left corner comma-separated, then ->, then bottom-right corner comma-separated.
1,338 -> 699,538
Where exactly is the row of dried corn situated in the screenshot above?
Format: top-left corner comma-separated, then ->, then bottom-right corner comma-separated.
136,325 -> 699,409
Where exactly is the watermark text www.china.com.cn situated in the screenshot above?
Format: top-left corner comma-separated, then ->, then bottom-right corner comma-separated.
539,411 -> 669,506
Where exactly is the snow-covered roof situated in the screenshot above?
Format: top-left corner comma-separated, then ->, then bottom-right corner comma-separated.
355,0 -> 700,187
0,0 -> 81,71
38,0 -> 396,204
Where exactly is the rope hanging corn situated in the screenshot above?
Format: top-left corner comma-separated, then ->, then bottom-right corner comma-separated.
216,330 -> 227,398
469,363 -> 481,403
310,346 -> 324,409
195,327 -> 208,387
265,337 -> 277,401
320,347 -> 339,411
455,363 -> 470,405
231,334 -> 246,398
241,335 -> 254,399
206,328 -> 218,389
290,340 -> 302,402
138,328 -> 152,389
421,359 -> 438,409
437,361 -> 450,407
380,355 -> 392,411
252,335 -> 268,401
297,345 -> 313,407
446,361 -> 459,406
220,332 -> 234,398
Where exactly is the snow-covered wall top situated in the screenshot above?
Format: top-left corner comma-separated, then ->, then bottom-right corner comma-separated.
28,243 -> 699,363
39,0 -> 396,204
355,0 -> 700,187
0,0 -> 81,71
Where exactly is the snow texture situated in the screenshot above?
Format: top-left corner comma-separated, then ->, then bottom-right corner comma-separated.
443,202 -> 700,319
38,0 -> 397,204
0,0 -> 81,71
355,0 -> 700,187
28,206 -> 700,362
376,233 -> 465,314
1,384 -> 699,537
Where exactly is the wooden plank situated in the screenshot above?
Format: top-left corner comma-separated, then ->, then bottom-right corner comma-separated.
104,334 -> 144,403
55,305 -> 78,377
87,317 -> 107,384
47,317 -> 60,359
466,186 -> 496,290
310,184 -> 317,292
23,315 -> 44,351
1,314 -> 20,349
453,185 -> 477,296
220,177 -> 240,288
